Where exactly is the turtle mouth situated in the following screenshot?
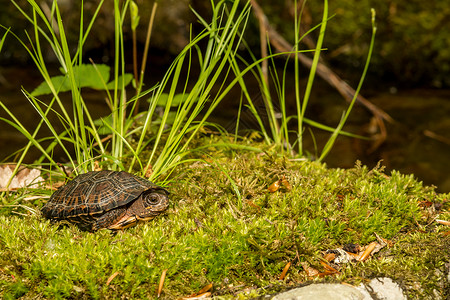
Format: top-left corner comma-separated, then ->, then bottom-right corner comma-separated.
107,215 -> 155,230
136,215 -> 156,222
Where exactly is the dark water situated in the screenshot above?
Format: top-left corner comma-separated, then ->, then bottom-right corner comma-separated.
312,87 -> 450,193
1,66 -> 449,192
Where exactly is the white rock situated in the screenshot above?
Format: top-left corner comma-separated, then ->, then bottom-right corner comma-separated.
272,283 -> 367,300
356,277 -> 407,300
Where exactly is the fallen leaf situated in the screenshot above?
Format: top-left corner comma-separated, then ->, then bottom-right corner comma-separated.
418,200 -> 433,207
279,261 -> 291,280
358,242 -> 378,261
320,261 -> 339,274
300,262 -> 320,277
268,179 -> 281,192
345,251 -> 361,260
342,243 -> 361,253
180,292 -> 212,299
0,165 -> 44,190
268,176 -> 291,192
93,161 -> 102,171
145,166 -> 153,178
436,219 -> 450,226
323,253 -> 336,262
180,284 -> 213,299
247,200 -> 261,212
325,248 -> 354,264
106,271 -> 120,286
196,283 -> 212,295
156,269 -> 168,297
281,176 -> 291,190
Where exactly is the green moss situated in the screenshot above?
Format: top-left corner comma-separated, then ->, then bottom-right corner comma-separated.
1,139 -> 449,298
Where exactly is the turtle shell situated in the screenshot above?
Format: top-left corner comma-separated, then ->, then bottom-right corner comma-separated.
42,170 -> 168,231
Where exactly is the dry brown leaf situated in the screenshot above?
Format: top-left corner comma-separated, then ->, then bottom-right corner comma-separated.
418,200 -> 433,208
50,181 -> 66,190
156,269 -> 168,297
345,251 -> 361,260
358,242 -> 378,261
436,219 -> 450,226
246,200 -> 261,212
323,252 -> 336,262
179,283 -> 213,299
279,261 -> 291,280
180,292 -> 212,299
196,283 -> 213,295
145,166 -> 153,178
281,176 -> 291,190
93,161 -> 102,171
374,232 -> 393,247
317,270 -> 339,277
0,165 -> 44,190
300,262 -> 320,277
324,248 -> 355,264
320,261 -> 339,274
268,179 -> 281,192
342,243 -> 361,253
106,271 -> 120,286
268,176 -> 291,192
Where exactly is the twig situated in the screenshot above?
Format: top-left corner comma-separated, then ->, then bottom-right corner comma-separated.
424,130 -> 450,145
156,268 -> 167,297
133,2 -> 158,116
106,271 -> 120,286
250,0 -> 394,126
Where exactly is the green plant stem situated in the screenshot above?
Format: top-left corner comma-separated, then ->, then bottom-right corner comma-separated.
297,0 -> 328,156
318,8 -> 377,161
133,2 -> 158,116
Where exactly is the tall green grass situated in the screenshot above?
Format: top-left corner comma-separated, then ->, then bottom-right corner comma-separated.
0,0 -> 376,185
236,0 -> 376,161
0,0 -> 257,183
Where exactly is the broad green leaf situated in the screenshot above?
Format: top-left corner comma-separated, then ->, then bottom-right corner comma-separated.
150,93 -> 196,107
94,114 -> 135,135
31,75 -> 71,96
106,74 -> 133,90
31,64 -> 133,96
31,64 -> 110,96
130,1 -> 140,30
75,64 -> 111,89
94,115 -> 113,135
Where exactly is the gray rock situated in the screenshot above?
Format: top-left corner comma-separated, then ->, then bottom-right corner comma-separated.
268,278 -> 407,300
271,283 -> 366,300
356,277 -> 407,300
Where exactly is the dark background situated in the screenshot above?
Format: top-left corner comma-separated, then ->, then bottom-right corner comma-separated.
1,0 -> 449,191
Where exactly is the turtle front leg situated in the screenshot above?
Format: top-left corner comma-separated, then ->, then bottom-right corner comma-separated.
93,207 -> 127,231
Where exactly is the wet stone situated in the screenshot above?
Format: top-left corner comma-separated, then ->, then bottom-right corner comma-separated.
265,278 -> 407,300
356,277 -> 407,300
271,283 -> 366,300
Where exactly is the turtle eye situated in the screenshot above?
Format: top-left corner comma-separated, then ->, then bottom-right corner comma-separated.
144,192 -> 164,206
148,194 -> 161,204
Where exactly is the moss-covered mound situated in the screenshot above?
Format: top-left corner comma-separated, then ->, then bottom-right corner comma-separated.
1,142 -> 449,299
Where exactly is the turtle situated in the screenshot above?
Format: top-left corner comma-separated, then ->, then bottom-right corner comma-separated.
41,170 -> 169,232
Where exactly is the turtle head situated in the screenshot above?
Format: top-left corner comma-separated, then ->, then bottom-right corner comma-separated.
108,187 -> 169,230
140,188 -> 170,218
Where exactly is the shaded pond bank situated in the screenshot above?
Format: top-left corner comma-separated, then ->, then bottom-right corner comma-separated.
0,66 -> 449,192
